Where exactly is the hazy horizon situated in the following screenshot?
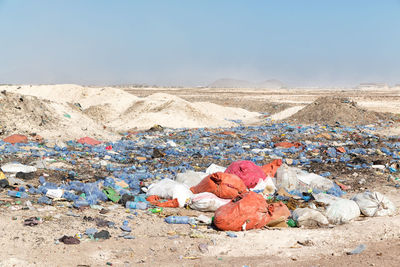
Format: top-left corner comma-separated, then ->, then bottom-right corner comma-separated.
1,0 -> 400,87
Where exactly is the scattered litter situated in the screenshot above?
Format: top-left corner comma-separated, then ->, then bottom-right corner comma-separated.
226,232 -> 237,238
346,244 -> 367,255
59,235 -> 80,245
93,230 -> 111,239
23,217 -> 40,226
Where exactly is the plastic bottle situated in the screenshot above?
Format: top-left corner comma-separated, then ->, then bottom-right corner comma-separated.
149,207 -> 163,213
62,191 -> 79,201
125,201 -> 147,210
39,176 -> 46,184
38,196 -> 53,205
28,187 -> 39,194
73,199 -> 90,208
164,216 -> 196,224
287,219 -> 297,227
8,190 -> 29,198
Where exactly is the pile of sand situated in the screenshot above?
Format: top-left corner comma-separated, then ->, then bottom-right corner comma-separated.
0,85 -> 261,140
0,91 -> 116,140
109,93 -> 260,130
269,105 -> 306,121
4,84 -> 139,113
287,96 -> 394,126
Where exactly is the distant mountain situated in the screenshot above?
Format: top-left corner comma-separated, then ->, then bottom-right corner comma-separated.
208,79 -> 254,88
258,79 -> 285,89
208,78 -> 285,89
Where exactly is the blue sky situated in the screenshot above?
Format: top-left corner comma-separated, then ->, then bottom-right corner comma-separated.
1,0 -> 400,86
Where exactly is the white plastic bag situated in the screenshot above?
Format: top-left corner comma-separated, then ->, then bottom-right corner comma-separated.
147,179 -> 176,199
205,164 -> 226,174
175,171 -> 208,188
292,208 -> 329,227
46,189 -> 64,199
173,185 -> 193,208
325,198 -> 360,224
147,179 -> 193,207
313,192 -> 339,205
313,193 -> 360,224
189,192 -> 230,211
351,191 -> 396,217
251,177 -> 276,194
276,164 -> 334,192
1,163 -> 37,173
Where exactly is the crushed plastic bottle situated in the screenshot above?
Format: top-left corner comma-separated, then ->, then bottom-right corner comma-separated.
38,196 -> 53,205
73,199 -> 90,208
125,201 -> 148,210
164,216 -> 196,224
8,190 -> 29,198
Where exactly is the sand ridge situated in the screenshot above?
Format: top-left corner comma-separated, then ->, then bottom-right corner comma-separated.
0,85 -> 262,140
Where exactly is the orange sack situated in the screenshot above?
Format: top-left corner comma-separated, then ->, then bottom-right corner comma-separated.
267,201 -> 291,221
274,142 -> 302,148
261,159 -> 283,177
190,172 -> 247,199
3,134 -> 28,144
146,195 -> 179,208
213,191 -> 270,231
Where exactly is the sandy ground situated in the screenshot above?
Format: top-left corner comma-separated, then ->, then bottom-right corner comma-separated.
1,85 -> 400,266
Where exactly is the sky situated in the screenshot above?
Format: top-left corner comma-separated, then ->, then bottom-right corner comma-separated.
1,0 -> 400,87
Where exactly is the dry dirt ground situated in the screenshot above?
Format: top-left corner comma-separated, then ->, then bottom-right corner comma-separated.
1,87 -> 400,267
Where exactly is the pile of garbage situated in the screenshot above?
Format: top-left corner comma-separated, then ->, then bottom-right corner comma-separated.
0,120 -> 398,235
287,96 -> 396,126
147,160 -> 396,230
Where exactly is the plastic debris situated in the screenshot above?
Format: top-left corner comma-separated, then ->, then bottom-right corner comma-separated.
347,244 -> 366,255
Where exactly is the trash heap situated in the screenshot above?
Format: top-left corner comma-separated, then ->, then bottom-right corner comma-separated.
287,96 -> 396,126
0,121 -> 399,237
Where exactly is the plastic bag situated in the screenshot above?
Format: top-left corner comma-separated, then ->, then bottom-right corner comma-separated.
313,192 -> 338,205
214,191 -> 270,231
261,159 -> 282,177
206,163 -> 226,174
325,198 -> 360,224
292,208 -> 329,227
147,179 -> 193,207
1,163 -> 37,173
251,178 -> 276,194
189,192 -> 231,211
351,191 -> 396,217
175,171 -> 208,188
46,188 -> 64,199
313,193 -> 360,224
276,164 -> 335,193
190,172 -> 247,199
225,160 -> 266,188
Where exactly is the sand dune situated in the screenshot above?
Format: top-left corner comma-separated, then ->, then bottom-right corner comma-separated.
0,85 -> 261,140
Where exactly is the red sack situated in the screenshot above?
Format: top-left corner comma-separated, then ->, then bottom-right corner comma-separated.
274,142 -> 302,148
261,159 -> 283,177
3,134 -> 28,144
225,160 -> 266,189
146,195 -> 179,208
190,172 -> 247,199
214,191 -> 270,231
77,137 -> 102,146
267,202 -> 291,221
